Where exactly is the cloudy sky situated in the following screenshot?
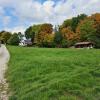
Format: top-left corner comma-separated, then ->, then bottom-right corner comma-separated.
0,0 -> 100,33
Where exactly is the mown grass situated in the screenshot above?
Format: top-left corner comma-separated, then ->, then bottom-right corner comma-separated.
7,46 -> 100,100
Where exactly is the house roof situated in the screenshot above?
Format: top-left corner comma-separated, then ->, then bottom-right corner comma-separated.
24,40 -> 32,44
75,42 -> 93,45
24,40 -> 31,42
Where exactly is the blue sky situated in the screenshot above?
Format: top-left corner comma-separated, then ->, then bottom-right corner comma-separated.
0,0 -> 100,33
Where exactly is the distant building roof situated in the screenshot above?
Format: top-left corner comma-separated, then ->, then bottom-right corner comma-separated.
24,39 -> 32,43
75,42 -> 93,46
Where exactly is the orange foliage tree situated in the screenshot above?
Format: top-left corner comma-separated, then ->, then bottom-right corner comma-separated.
36,23 -> 53,47
61,27 -> 79,46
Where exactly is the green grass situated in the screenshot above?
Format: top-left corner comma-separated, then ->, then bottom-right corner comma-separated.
7,46 -> 100,100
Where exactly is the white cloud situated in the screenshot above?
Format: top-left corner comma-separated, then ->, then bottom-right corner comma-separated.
0,6 -> 4,15
43,0 -> 55,16
0,0 -> 100,33
3,16 -> 11,27
4,26 -> 26,34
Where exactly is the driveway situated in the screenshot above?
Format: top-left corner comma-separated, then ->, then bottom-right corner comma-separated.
0,45 -> 10,100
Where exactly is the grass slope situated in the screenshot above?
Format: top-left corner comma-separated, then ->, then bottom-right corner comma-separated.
7,46 -> 100,100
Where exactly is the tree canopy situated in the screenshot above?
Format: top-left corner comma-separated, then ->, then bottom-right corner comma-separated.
8,33 -> 20,45
0,13 -> 100,48
0,31 -> 12,43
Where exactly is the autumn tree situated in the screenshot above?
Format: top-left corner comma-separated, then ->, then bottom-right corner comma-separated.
61,14 -> 87,32
61,27 -> 78,47
42,34 -> 54,47
36,23 -> 53,46
90,13 -> 100,35
40,23 -> 53,34
0,31 -> 12,44
90,13 -> 100,48
36,31 -> 46,46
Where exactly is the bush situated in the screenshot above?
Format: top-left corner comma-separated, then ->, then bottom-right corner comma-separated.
61,39 -> 68,48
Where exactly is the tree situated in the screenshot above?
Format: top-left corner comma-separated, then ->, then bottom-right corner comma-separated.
25,26 -> 35,39
25,25 -> 41,44
36,31 -> 47,46
61,27 -> 78,47
60,14 -> 87,47
76,13 -> 100,48
35,23 -> 53,46
61,39 -> 68,48
54,31 -> 63,47
60,19 -> 72,29
61,14 -> 87,32
76,18 -> 99,48
8,33 -> 20,45
0,31 -> 12,43
76,19 -> 96,40
40,23 -> 53,34
42,34 -> 54,47
91,13 -> 100,35
71,14 -> 87,32
90,13 -> 100,48
18,32 -> 24,41
0,31 -> 4,37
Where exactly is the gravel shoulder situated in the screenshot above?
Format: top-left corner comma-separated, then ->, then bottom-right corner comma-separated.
0,45 -> 10,100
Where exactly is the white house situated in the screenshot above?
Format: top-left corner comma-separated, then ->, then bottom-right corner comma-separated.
19,37 -> 32,46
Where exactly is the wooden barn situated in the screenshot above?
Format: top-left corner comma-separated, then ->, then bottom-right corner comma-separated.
75,42 -> 94,48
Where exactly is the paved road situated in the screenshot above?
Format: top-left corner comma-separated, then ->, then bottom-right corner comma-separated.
0,45 -> 10,100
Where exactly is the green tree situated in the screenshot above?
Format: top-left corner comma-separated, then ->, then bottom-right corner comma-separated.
71,14 -> 87,32
18,32 -> 24,41
61,14 -> 87,32
61,39 -> 68,48
8,33 -> 20,45
0,31 -> 5,37
76,19 -> 96,41
54,31 -> 63,47
25,26 -> 35,39
62,19 -> 72,28
25,25 -> 41,43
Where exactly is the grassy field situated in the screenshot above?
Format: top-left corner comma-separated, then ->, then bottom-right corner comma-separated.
7,46 -> 100,100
